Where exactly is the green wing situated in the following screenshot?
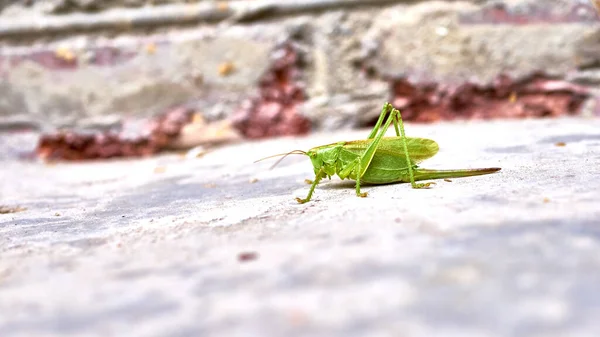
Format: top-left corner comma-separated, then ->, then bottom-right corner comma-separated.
335,137 -> 438,184
343,137 -> 439,164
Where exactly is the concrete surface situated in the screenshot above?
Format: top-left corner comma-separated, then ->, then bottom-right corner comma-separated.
1,117 -> 600,336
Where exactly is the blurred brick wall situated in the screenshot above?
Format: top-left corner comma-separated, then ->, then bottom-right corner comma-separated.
1,0 -> 599,133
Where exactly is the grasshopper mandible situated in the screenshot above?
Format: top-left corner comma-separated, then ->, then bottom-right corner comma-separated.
257,102 -> 501,203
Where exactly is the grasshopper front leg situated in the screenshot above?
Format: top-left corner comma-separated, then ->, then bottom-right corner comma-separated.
296,167 -> 326,204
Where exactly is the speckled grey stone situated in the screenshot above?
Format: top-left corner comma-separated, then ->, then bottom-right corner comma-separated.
1,118 -> 600,337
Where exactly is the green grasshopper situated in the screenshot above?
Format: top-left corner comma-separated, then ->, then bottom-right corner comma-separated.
257,102 -> 500,203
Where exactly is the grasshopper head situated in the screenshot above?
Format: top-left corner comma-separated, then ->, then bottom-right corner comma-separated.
307,148 -> 337,176
307,149 -> 321,172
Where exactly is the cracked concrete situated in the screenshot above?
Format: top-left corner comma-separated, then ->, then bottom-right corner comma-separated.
1,117 -> 600,336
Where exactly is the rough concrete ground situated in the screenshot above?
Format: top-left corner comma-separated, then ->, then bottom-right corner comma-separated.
1,117 -> 600,337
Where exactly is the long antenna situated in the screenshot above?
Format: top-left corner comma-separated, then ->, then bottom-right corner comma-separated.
254,150 -> 307,170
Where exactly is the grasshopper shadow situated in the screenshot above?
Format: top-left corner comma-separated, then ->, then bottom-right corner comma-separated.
318,180 -> 356,190
318,180 -> 408,191
538,134 -> 600,144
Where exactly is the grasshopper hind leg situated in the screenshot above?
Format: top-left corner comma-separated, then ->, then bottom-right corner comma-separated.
355,159 -> 368,198
391,109 -> 435,189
